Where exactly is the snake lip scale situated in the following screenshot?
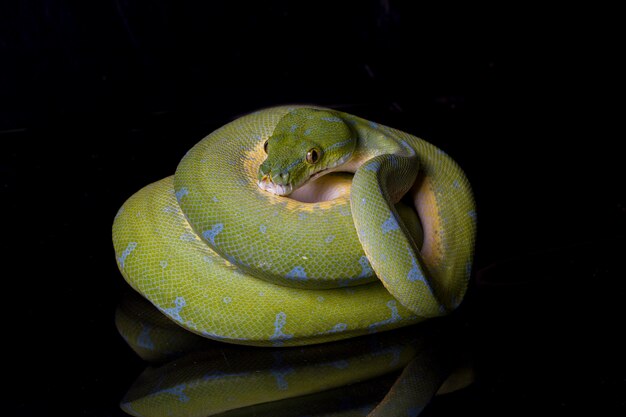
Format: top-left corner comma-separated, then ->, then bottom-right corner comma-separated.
112,106 -> 476,346
257,179 -> 293,196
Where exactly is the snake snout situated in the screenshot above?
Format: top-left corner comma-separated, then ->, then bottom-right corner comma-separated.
261,171 -> 289,186
258,164 -> 290,184
273,171 -> 290,185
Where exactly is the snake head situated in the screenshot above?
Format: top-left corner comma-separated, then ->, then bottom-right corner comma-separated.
258,109 -> 356,196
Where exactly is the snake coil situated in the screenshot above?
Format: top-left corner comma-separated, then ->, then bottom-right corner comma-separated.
113,106 -> 476,346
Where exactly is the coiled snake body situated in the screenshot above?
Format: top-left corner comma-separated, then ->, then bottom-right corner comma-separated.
112,106 -> 476,346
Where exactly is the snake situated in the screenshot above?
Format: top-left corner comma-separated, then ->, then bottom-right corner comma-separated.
112,105 -> 476,346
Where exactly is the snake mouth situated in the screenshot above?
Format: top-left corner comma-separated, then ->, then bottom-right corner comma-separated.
258,180 -> 294,196
258,166 -> 332,196
258,156 -> 351,197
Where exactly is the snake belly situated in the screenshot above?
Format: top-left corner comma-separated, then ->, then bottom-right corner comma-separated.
112,105 -> 476,346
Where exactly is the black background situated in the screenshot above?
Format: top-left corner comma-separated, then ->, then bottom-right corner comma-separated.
1,1 -> 624,415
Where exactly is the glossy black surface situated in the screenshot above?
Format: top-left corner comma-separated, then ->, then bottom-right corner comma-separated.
2,2 -> 623,415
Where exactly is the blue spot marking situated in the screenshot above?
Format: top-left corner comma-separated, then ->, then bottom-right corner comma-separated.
202,223 -> 224,245
382,214 -> 400,233
326,138 -> 353,151
286,266 -> 307,280
468,210 -> 477,221
164,297 -> 186,323
368,300 -> 402,331
298,212 -> 308,220
329,323 -> 347,333
137,324 -> 154,350
361,197 -> 367,205
304,128 -> 312,135
364,161 -> 380,172
270,312 -> 293,342
118,242 -> 137,268
271,368 -> 295,390
290,124 -> 298,132
259,224 -> 267,234
358,255 -> 373,278
175,187 -> 189,200
321,116 -> 342,123
324,235 -> 335,243
407,248 -> 427,284
212,196 -> 219,202
400,140 -> 416,156
369,121 -> 379,128
453,179 -> 461,189
286,158 -> 301,171
161,384 -> 189,403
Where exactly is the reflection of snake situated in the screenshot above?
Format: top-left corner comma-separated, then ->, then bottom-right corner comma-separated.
112,106 -> 476,346
117,292 -> 473,417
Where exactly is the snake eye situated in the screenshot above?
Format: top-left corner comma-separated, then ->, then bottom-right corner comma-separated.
306,148 -> 320,164
263,140 -> 269,154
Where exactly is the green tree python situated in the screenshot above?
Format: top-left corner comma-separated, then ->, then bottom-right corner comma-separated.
112,106 -> 476,346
